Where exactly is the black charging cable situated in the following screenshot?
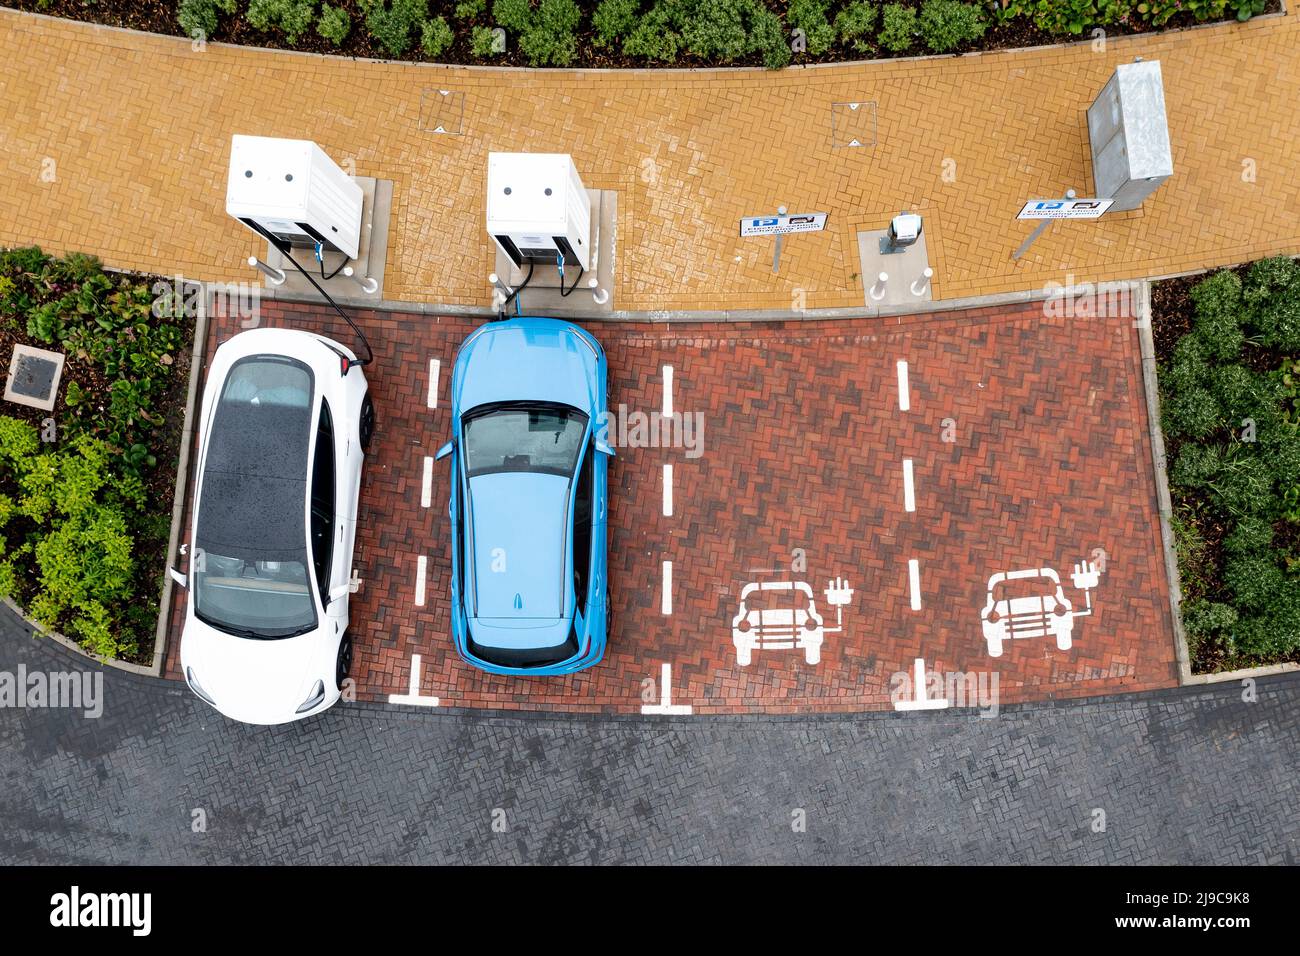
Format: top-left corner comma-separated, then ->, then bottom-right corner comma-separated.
278,245 -> 374,367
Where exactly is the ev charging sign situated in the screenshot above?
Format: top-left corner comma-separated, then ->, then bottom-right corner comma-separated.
1017,198 -> 1114,220
739,213 -> 828,236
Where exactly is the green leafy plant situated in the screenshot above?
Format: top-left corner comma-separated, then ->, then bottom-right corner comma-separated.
421,15 -> 455,55
471,23 -> 502,54
317,3 -> 352,44
247,0 -> 318,42
455,0 -> 487,17
879,3 -> 918,52
834,0 -> 879,51
593,0 -> 640,47
362,0 -> 429,55
788,0 -> 836,56
917,0 -> 986,53
494,0 -> 582,66
176,0 -> 238,40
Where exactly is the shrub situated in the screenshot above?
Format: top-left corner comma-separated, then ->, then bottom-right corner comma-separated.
177,0 -> 237,40
471,23 -> 502,54
623,7 -> 680,60
363,0 -> 429,55
788,0 -> 836,56
879,4 -> 918,52
420,15 -> 455,55
317,4 -> 351,44
455,0 -> 487,17
1207,453 -> 1273,518
917,0 -> 986,53
593,0 -> 640,46
493,0 -> 533,32
1169,442 -> 1223,489
1161,385 -> 1221,441
1208,364 -> 1267,421
749,4 -> 790,68
1224,553 -> 1287,613
834,0 -> 878,51
1224,516 -> 1273,556
247,0 -> 318,42
1242,255 -> 1299,307
1181,598 -> 1238,649
1161,334 -> 1211,396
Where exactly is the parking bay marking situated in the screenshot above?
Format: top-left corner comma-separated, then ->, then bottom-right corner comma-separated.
641,662 -> 692,715
414,555 -> 428,607
662,364 -> 674,418
896,360 -> 910,412
387,653 -> 441,708
421,455 -> 433,508
427,358 -> 440,409
902,458 -> 915,513
663,464 -> 673,516
908,558 -> 922,610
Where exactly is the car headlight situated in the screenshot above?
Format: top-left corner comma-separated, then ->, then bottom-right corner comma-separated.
185,667 -> 215,706
296,680 -> 326,714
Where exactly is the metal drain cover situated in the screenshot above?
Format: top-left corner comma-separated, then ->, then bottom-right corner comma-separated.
4,344 -> 65,411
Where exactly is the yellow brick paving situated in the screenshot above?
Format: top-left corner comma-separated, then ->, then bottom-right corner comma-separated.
1,9 -> 1298,311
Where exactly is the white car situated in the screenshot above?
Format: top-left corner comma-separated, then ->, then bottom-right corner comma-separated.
173,328 -> 372,725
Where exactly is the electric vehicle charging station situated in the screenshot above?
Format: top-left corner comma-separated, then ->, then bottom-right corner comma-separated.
857,211 -> 933,307
1087,60 -> 1173,212
227,134 -> 393,301
486,152 -> 618,315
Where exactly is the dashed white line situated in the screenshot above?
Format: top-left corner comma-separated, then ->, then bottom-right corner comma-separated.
908,558 -> 922,610
661,560 -> 672,615
902,458 -> 916,513
662,364 -> 674,418
427,358 -> 440,408
421,456 -> 433,508
414,555 -> 427,607
896,359 -> 910,412
663,463 -> 673,516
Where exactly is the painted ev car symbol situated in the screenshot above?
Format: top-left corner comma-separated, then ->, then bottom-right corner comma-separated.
979,561 -> 1102,657
731,578 -> 854,667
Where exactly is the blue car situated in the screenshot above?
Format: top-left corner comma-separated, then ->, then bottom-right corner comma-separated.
436,317 -> 613,675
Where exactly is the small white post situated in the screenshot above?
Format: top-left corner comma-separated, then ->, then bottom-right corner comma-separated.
588,276 -> 609,305
248,256 -> 285,287
342,266 -> 378,295
870,271 -> 889,302
911,267 -> 933,297
772,204 -> 788,274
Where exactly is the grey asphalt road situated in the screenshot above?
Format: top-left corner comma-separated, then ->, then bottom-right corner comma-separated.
1,606 -> 1296,864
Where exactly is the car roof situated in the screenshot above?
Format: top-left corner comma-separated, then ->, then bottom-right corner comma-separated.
196,355 -> 315,562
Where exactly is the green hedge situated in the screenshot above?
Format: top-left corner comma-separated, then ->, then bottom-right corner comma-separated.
1159,257 -> 1300,669
0,248 -> 189,661
170,0 -> 1266,69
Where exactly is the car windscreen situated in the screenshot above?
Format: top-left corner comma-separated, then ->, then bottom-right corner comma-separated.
194,355 -> 317,639
462,402 -> 588,478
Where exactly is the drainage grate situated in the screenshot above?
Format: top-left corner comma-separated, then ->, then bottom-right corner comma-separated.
4,344 -> 65,411
831,101 -> 878,149
419,89 -> 465,135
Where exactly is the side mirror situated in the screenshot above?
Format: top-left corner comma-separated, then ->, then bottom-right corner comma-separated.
168,568 -> 188,588
435,441 -> 454,461
595,439 -> 616,458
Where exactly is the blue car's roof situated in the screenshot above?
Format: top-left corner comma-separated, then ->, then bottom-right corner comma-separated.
470,472 -> 569,622
456,319 -> 598,413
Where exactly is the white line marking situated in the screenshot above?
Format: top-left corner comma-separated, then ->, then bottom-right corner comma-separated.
641,662 -> 693,715
902,458 -> 916,513
421,456 -> 433,508
663,463 -> 673,516
661,560 -> 672,615
414,555 -> 427,607
908,558 -> 922,610
896,360 -> 910,412
387,653 -> 441,707
893,658 -> 949,711
427,358 -> 440,408
662,364 -> 674,418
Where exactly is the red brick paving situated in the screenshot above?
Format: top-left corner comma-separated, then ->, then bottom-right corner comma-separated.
166,297 -> 1179,714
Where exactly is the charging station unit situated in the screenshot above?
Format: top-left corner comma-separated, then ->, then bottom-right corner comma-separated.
1087,61 -> 1173,212
226,135 -> 364,260
486,153 -> 592,271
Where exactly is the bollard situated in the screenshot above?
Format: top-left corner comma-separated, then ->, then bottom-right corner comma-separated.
342,266 -> 379,295
911,267 -> 933,297
588,277 -> 609,306
248,256 -> 286,287
870,271 -> 888,302
489,272 -> 513,298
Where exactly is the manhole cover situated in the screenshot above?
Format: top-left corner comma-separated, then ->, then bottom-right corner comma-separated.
831,101 -> 878,149
4,344 -> 66,411
419,89 -> 464,135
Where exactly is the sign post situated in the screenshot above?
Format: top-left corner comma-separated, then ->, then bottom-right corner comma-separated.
1011,191 -> 1115,261
739,210 -> 829,275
